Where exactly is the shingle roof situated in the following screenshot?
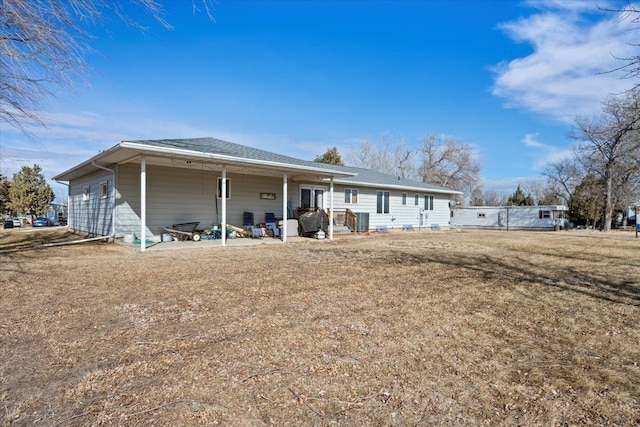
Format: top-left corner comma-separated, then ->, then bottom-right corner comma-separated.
330,165 -> 461,194
126,137 -> 322,169
126,138 -> 460,194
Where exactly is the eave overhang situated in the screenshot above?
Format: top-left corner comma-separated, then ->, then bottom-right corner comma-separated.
53,142 -> 357,182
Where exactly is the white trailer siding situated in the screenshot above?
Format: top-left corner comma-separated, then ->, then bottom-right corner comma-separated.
68,170 -> 114,236
451,206 -> 567,230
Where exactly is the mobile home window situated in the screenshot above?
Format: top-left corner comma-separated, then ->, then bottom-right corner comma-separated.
539,210 -> 551,219
344,188 -> 358,204
414,194 -> 419,206
83,186 -> 90,202
217,178 -> 230,199
402,193 -> 407,205
424,195 -> 434,211
376,191 -> 390,214
100,181 -> 108,199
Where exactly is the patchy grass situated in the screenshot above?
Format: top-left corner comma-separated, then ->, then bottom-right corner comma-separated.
1,228 -> 639,426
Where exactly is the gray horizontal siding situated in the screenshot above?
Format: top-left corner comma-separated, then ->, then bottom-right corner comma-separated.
331,185 -> 452,230
116,164 -> 288,237
68,171 -> 113,236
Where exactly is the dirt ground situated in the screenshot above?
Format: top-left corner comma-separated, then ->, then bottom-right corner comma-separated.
1,227 -> 639,426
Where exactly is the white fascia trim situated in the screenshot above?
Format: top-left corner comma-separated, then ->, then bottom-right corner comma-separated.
329,178 -> 464,195
53,144 -> 123,181
120,142 -> 356,177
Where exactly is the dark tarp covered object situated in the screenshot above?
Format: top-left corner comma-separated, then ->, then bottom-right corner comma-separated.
297,210 -> 329,237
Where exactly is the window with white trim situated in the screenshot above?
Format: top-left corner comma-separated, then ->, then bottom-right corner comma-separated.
217,178 -> 230,199
100,181 -> 108,199
539,210 -> 551,219
344,188 -> 358,204
83,186 -> 90,202
376,191 -> 390,214
424,195 -> 434,211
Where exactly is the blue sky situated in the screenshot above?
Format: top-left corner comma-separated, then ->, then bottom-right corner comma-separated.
1,0 -> 638,200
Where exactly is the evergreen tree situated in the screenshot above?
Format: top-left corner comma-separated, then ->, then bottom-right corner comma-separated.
568,175 -> 606,228
0,174 -> 11,215
7,165 -> 54,218
469,186 -> 484,206
314,147 -> 344,166
506,185 -> 535,206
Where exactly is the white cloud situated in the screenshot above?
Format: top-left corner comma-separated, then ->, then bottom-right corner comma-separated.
521,132 -> 575,169
493,1 -> 636,123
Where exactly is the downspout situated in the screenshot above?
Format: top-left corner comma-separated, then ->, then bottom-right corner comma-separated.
282,173 -> 288,242
221,165 -> 227,247
329,177 -> 334,240
92,161 -> 117,239
54,180 -> 69,228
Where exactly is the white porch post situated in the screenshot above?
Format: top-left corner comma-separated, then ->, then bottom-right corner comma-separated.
282,174 -> 288,242
221,166 -> 227,247
329,177 -> 334,241
140,155 -> 146,252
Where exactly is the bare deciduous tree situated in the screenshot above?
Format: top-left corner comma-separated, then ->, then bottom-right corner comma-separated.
483,189 -> 504,206
571,94 -> 640,231
542,157 -> 584,206
417,133 -> 481,195
0,0 -> 213,131
346,134 -> 415,178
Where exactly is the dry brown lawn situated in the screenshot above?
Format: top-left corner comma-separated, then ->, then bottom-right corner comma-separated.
1,227 -> 639,426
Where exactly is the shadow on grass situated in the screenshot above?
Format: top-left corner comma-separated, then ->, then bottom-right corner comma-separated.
0,228 -> 81,255
331,246 -> 640,307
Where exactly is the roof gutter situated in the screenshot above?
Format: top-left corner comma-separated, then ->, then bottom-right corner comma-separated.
329,178 -> 464,195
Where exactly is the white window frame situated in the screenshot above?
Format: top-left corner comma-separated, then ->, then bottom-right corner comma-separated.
301,185 -> 326,210
100,181 -> 108,199
402,192 -> 407,206
344,188 -> 358,204
83,186 -> 90,202
376,190 -> 390,214
424,195 -> 434,211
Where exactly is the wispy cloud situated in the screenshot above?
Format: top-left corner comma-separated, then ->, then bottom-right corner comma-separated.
0,110 -> 323,192
493,1 -> 635,122
521,132 -> 574,169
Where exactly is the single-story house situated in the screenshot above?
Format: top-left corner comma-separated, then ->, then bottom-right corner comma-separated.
450,205 -> 568,231
53,138 -> 462,250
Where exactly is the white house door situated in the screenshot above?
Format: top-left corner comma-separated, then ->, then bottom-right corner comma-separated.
300,186 -> 326,210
